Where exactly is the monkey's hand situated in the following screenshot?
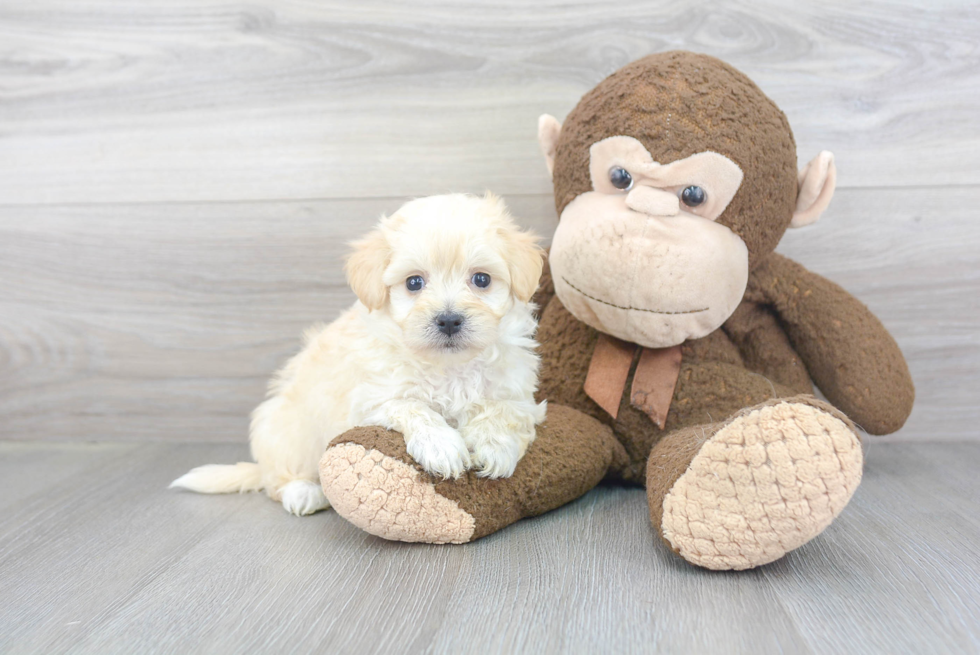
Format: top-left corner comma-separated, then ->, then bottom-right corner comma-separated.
745,253 -> 914,435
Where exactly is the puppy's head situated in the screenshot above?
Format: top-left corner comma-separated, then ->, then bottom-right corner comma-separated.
345,193 -> 544,358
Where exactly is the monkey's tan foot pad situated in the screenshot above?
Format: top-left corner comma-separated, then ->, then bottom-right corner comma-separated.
657,397 -> 863,571
320,406 -> 621,544
319,437 -> 476,544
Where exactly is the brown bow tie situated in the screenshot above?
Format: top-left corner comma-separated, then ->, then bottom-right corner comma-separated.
583,334 -> 682,429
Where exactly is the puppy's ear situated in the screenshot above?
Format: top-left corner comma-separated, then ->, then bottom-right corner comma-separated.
500,225 -> 545,304
345,226 -> 391,311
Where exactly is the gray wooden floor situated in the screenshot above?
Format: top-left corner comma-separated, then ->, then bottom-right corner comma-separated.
3,1 -> 980,653
0,441 -> 978,654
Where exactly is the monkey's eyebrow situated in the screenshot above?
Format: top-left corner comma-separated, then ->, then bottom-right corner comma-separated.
561,277 -> 708,315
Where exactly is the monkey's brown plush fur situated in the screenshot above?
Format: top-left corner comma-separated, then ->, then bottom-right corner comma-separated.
552,51 -> 798,267
319,52 -> 914,570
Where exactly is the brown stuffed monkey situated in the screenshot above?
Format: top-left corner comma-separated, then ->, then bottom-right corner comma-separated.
318,51 -> 914,570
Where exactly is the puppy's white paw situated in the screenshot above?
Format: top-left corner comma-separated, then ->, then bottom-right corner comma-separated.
463,420 -> 532,479
280,479 -> 331,516
469,439 -> 523,479
406,425 -> 471,479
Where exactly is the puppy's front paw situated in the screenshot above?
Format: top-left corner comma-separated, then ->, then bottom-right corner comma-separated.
469,439 -> 523,479
406,425 -> 470,479
463,422 -> 529,479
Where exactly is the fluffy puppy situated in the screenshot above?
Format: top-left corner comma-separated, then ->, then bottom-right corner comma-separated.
171,193 -> 547,516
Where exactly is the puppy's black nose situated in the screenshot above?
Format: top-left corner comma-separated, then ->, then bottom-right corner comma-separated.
435,312 -> 464,336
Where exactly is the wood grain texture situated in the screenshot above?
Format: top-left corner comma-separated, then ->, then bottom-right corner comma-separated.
1,188 -> 976,443
1,0 -> 979,204
0,195 -> 555,442
0,441 -> 977,654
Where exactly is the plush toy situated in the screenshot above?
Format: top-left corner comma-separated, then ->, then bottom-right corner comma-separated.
318,51 -> 914,570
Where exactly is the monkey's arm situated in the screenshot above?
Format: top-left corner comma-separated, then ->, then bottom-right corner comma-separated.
722,301 -> 813,396
744,253 -> 914,434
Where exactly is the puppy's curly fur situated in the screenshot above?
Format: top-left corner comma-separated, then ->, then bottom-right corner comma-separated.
171,194 -> 547,515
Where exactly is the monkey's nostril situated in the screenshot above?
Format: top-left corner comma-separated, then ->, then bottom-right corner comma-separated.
435,312 -> 464,336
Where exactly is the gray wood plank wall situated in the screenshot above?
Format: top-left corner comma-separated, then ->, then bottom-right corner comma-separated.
1,0 -> 978,444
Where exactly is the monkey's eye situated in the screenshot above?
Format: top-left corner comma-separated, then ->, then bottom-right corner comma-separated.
472,272 -> 491,288
608,167 -> 633,191
406,275 -> 425,292
681,186 -> 706,207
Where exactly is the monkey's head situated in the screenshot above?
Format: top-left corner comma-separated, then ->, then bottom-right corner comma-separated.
538,51 -> 836,348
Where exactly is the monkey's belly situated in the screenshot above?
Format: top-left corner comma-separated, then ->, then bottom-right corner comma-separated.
611,355 -> 801,484
537,297 -> 801,484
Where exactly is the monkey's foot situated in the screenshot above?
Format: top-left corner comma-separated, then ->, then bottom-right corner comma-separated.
647,396 -> 863,571
319,429 -> 476,544
319,404 -> 622,544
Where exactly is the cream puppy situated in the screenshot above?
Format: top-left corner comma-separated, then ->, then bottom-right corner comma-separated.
171,193 -> 547,516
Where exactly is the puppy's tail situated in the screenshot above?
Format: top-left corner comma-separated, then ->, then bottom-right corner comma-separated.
169,462 -> 263,494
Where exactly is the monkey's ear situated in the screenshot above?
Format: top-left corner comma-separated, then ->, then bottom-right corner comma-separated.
344,226 -> 391,311
791,151 -> 837,228
538,114 -> 562,179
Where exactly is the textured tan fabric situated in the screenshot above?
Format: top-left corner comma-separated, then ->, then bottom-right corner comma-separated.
657,399 -> 863,570
319,443 -> 476,544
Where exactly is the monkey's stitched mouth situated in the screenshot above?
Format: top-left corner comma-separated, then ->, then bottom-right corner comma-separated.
561,276 -> 708,315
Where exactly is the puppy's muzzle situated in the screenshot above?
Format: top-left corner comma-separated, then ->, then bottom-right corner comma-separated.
435,312 -> 464,336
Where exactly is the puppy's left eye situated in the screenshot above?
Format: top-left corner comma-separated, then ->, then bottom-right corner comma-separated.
472,272 -> 491,288
406,275 -> 425,292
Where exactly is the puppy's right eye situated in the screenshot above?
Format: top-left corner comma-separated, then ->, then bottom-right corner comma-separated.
406,276 -> 425,292
472,272 -> 491,288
